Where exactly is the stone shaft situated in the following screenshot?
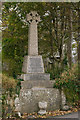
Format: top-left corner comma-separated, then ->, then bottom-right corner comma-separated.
28,21 -> 38,55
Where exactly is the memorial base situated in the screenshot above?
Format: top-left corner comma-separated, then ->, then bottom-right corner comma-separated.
16,55 -> 66,113
17,81 -> 66,113
19,87 -> 61,113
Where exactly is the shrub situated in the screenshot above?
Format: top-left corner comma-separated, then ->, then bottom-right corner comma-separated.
2,74 -> 18,118
2,74 -> 17,91
54,64 -> 79,106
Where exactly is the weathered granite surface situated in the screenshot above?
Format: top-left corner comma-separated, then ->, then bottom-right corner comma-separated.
38,101 -> 47,115
18,84 -> 66,113
19,88 -> 61,113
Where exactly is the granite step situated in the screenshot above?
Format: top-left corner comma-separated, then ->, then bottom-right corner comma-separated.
20,73 -> 50,80
21,80 -> 55,89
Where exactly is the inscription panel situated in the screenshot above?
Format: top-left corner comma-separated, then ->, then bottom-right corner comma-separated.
28,56 -> 44,73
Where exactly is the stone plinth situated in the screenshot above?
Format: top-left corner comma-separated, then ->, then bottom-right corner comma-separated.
19,88 -> 61,113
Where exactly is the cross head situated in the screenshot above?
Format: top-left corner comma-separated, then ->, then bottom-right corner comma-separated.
26,11 -> 40,24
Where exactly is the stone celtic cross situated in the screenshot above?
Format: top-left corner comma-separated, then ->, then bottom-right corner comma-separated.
26,11 -> 40,55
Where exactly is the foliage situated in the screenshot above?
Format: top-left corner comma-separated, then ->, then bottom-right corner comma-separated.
54,64 -> 79,105
2,74 -> 17,90
2,74 -> 19,118
46,63 -> 63,79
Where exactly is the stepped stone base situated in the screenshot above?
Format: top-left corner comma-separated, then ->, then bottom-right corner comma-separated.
19,87 -> 61,113
20,73 -> 50,80
17,55 -> 66,113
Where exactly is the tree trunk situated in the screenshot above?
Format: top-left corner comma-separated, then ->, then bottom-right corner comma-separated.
67,7 -> 72,68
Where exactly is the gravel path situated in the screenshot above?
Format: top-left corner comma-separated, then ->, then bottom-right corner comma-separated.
27,111 -> 80,120
54,111 -> 79,118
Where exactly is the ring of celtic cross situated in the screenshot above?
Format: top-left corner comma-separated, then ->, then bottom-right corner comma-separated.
26,11 -> 40,24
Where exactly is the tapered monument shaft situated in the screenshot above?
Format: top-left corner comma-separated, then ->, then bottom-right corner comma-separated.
28,21 -> 38,55
26,11 -> 40,55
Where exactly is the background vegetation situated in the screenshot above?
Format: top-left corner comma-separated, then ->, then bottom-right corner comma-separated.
2,2 -> 79,77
